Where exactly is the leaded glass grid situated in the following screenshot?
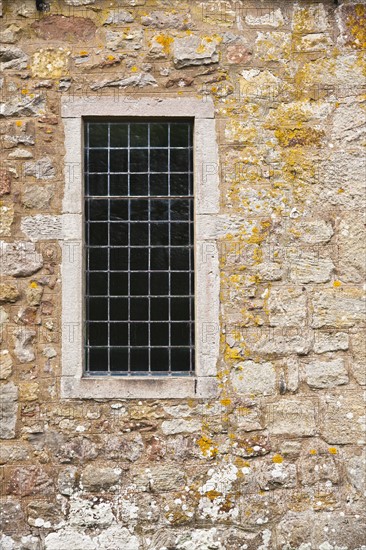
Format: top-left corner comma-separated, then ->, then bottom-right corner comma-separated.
84,120 -> 195,375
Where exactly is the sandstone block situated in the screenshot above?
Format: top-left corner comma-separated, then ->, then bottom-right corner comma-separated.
304,358 -> 349,389
298,455 -> 339,486
32,15 -> 96,42
22,184 -> 54,210
0,169 -> 11,196
0,204 -> 14,237
148,464 -> 185,492
268,287 -> 307,327
350,332 -> 366,385
287,250 -> 334,284
161,418 -> 200,435
141,11 -> 190,29
0,282 -> 20,303
336,217 -> 366,283
81,464 -> 122,492
245,8 -> 284,28
345,450 -> 366,494
0,350 -> 13,379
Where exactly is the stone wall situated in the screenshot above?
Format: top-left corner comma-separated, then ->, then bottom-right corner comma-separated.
0,0 -> 365,548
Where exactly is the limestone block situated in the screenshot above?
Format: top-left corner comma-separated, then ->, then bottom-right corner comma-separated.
245,8 -> 284,28
0,443 -> 30,464
0,169 -> 11,196
57,466 -> 77,496
173,36 -> 219,68
256,461 -> 297,490
0,241 -> 43,277
311,288 -> 366,328
21,215 -> 62,242
345,449 -> 366,494
141,11 -> 191,29
24,157 -> 55,179
287,250 -> 334,284
0,382 -> 18,439
296,220 -> 334,244
105,10 -> 134,24
231,360 -> 276,396
69,498 -> 115,528
331,98 -> 366,145
304,358 -> 349,388
148,463 -> 185,492
254,32 -> 291,62
266,399 -> 317,436
13,328 -> 36,363
336,217 -> 366,283
90,73 -> 157,90
292,4 -> 329,32
314,331 -> 349,354
0,95 -> 45,118
161,418 -> 201,435
0,46 -> 28,71
321,394 -> 366,444
64,0 -> 95,5
268,287 -> 307,327
350,332 -> 366,385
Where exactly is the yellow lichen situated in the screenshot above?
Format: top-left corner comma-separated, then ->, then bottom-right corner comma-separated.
272,454 -> 284,464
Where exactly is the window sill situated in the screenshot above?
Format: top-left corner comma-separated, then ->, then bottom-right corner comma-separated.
61,375 -> 218,399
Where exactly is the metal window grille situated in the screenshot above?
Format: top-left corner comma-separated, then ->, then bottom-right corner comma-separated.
84,120 -> 195,376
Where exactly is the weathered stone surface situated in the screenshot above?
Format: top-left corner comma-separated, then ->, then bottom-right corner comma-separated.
24,157 -> 55,180
0,46 -> 28,70
13,328 -> 36,363
0,382 -> 18,439
103,433 -> 144,462
287,250 -> 334,284
321,394 -> 366,445
21,215 -> 62,242
266,399 -> 316,436
69,498 -> 115,528
337,217 -> 366,283
350,332 -> 366,386
0,169 -> 11,196
32,15 -> 96,41
0,282 -> 20,303
7,466 -> 54,497
226,44 -> 252,64
173,36 -> 219,68
142,11 -> 191,30
245,8 -> 284,28
298,454 -> 339,486
0,95 -> 45,118
45,529 -> 96,550
231,360 -> 276,396
296,220 -> 334,244
64,0 -> 95,5
254,31 -> 290,62
311,289 -> 366,328
81,464 -> 122,492
90,73 -> 157,90
57,466 -> 77,496
0,241 -> 43,277
304,358 -> 349,388
161,418 -> 201,435
0,443 -> 30,464
0,204 -> 14,237
256,460 -> 297,490
148,463 -> 186,492
22,184 -> 54,209
268,287 -> 307,327
331,98 -> 366,144
314,331 -> 349,354
25,282 -> 43,306
292,3 -> 329,32
0,25 -> 20,44
345,449 -> 366,494
0,350 -> 13,379
105,10 -> 134,24
0,498 -> 28,536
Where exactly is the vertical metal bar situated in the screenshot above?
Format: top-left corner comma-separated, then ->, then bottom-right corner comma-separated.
188,123 -> 193,374
86,122 -> 90,373
168,122 -> 171,374
147,123 -> 151,374
127,123 -> 131,374
107,123 -> 111,374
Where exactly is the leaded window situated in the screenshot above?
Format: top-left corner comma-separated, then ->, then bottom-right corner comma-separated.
84,120 -> 195,375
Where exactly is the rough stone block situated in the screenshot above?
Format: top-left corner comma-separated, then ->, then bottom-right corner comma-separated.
321,394 -> 366,445
173,36 -> 219,68
0,382 -> 18,439
311,288 -> 366,328
0,241 -> 43,277
304,358 -> 349,388
266,399 -> 317,436
231,360 -> 276,396
81,465 -> 122,492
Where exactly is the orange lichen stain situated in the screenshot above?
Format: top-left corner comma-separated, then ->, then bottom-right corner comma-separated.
155,34 -> 174,54
346,4 -> 366,50
309,449 -> 317,455
131,66 -> 138,72
272,454 -> 284,464
328,447 -> 337,454
338,188 -> 344,193
235,457 -> 250,468
275,127 -> 325,148
15,121 -> 23,127
106,55 -> 116,61
205,489 -> 222,500
333,280 -> 342,288
21,89 -> 28,95
30,282 -> 38,288
220,398 -> 232,407
79,50 -> 88,57
197,435 -> 218,458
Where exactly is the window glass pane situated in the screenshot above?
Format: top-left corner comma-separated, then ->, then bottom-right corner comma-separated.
85,120 -> 194,375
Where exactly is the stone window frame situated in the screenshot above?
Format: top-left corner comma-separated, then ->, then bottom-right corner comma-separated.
61,96 -> 219,399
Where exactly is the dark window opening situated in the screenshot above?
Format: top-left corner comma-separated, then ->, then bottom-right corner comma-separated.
84,120 -> 195,376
